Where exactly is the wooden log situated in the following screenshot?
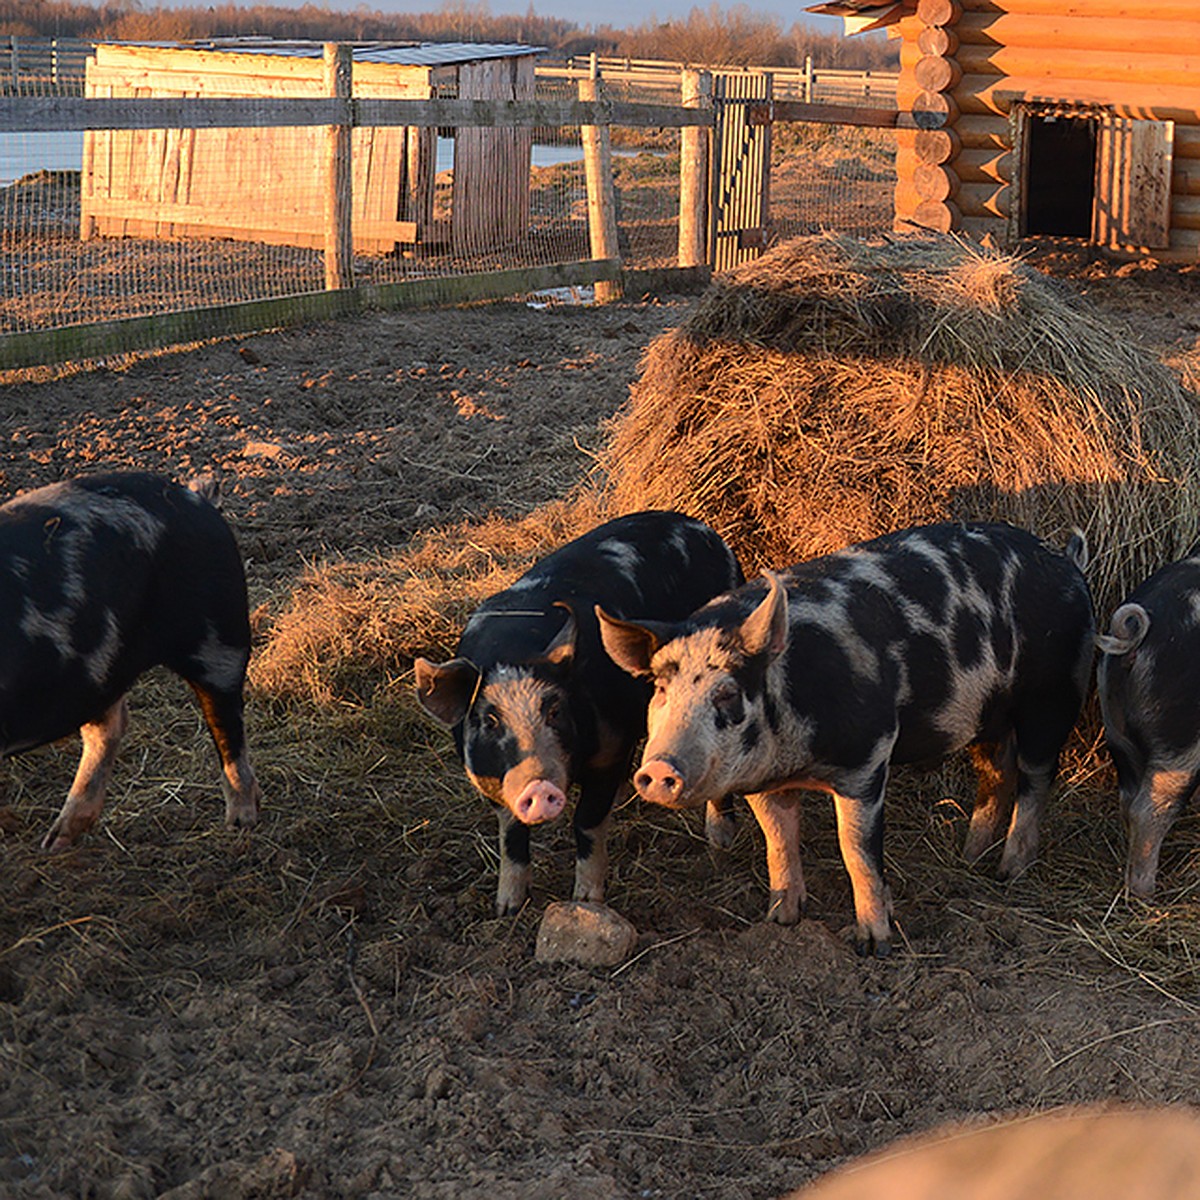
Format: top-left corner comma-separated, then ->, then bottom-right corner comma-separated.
918,26 -> 958,57
911,198 -> 962,232
955,0 -> 1200,20
956,114 -> 1009,150
955,74 -> 1200,123
915,127 -> 961,164
323,43 -> 353,293
959,214 -> 1007,245
957,180 -> 1011,219
915,163 -> 960,201
955,44 -> 1200,90
678,68 -> 711,269
1177,127 -> 1200,160
1175,161 -> 1200,196
955,12 -> 1199,57
580,62 -> 622,303
914,55 -> 962,94
1174,194 -> 1200,231
955,147 -> 1013,185
912,90 -> 960,129
916,0 -> 962,26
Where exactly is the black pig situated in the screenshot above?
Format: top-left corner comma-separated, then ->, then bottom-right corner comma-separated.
0,472 -> 261,849
414,511 -> 742,915
1097,548 -> 1200,897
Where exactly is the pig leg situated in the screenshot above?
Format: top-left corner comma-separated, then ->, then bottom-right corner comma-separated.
963,737 -> 1017,864
705,794 -> 738,849
745,789 -> 807,925
573,762 -> 628,903
1123,767 -> 1200,899
831,777 -> 892,957
496,808 -> 532,915
189,682 -> 261,830
41,696 -> 130,852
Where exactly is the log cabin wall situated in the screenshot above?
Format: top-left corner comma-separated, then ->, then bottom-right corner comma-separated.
893,0 -> 1200,261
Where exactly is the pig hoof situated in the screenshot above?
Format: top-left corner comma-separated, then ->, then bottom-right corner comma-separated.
705,812 -> 737,850
854,935 -> 891,959
40,820 -> 75,853
763,891 -> 803,925
495,893 -> 528,917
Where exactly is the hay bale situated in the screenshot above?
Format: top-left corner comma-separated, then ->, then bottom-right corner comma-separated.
250,493 -> 607,706
599,233 -> 1200,619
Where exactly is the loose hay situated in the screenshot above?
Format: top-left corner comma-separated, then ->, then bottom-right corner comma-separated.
599,233 -> 1200,620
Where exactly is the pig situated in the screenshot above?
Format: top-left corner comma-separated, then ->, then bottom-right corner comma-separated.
1096,548 -> 1200,898
0,471 -> 261,850
598,521 -> 1094,956
413,511 -> 743,915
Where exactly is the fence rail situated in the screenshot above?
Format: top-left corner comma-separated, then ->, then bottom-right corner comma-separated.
541,55 -> 899,107
1,41 -> 901,370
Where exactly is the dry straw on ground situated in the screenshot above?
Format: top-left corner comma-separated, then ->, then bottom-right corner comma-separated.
599,232 -> 1200,622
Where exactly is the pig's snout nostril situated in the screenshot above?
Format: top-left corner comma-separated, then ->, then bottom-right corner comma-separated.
636,760 -> 685,804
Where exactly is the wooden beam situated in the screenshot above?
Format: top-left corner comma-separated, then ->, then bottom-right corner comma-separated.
678,69 -> 711,270
0,96 -> 715,134
746,100 -> 900,127
0,259 -> 628,372
323,43 -> 353,292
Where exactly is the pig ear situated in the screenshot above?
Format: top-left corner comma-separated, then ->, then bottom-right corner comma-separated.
739,572 -> 788,660
543,602 -> 577,667
413,656 -> 481,727
595,606 -> 672,677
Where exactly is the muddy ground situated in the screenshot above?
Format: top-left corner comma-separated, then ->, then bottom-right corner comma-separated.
2,246 -> 1200,1200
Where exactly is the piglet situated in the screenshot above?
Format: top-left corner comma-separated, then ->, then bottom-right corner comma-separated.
414,510 -> 742,915
1097,547 -> 1200,897
0,472 -> 261,849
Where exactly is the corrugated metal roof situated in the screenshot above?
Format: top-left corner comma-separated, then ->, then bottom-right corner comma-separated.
183,39 -> 545,65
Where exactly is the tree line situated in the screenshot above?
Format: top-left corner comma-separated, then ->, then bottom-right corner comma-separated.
2,0 -> 897,69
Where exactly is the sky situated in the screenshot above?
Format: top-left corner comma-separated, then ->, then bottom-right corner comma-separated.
161,0 -> 848,37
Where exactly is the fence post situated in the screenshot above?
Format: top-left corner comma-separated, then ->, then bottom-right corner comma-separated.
323,42 -> 354,292
678,68 -> 712,269
804,55 -> 814,103
580,53 -> 622,303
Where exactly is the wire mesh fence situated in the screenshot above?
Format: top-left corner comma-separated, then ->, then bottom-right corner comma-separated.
1,38 -> 900,367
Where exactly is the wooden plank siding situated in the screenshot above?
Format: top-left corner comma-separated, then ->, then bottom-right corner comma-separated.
895,5 -> 1200,260
79,44 -> 536,256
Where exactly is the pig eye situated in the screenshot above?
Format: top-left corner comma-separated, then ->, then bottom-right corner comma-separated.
711,681 -> 744,724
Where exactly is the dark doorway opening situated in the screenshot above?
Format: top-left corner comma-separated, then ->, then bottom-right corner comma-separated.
1024,115 -> 1097,238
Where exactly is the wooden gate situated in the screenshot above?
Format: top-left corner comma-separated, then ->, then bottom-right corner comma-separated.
709,72 -> 773,273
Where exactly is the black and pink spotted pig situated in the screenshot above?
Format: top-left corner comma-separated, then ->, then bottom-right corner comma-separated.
414,511 -> 742,915
1097,547 -> 1200,898
0,472 -> 261,850
599,522 -> 1094,956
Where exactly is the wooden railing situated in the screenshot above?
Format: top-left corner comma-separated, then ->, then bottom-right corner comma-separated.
539,55 -> 899,108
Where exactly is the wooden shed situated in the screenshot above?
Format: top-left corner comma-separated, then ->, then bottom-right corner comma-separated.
80,39 -> 541,254
810,0 -> 1200,262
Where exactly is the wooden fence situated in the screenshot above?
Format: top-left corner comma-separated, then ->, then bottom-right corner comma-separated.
540,55 -> 899,108
0,43 -> 905,369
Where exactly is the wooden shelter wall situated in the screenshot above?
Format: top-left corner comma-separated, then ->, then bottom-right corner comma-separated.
81,46 -> 453,253
895,5 -> 1200,259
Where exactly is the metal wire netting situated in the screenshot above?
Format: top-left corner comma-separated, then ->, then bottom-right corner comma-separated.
1,40 -> 899,357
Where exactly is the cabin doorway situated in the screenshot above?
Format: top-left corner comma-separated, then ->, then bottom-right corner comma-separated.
1023,114 -> 1096,238
1013,104 -> 1174,250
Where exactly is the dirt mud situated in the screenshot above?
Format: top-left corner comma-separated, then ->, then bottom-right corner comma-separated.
2,248 -> 1200,1200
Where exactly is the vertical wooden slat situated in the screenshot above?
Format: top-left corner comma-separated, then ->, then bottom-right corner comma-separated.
678,68 -> 711,268
1094,116 -> 1174,249
323,42 -> 353,291
581,54 -> 622,302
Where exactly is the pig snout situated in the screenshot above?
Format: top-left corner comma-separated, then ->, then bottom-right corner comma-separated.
636,757 -> 688,807
513,779 -> 567,824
